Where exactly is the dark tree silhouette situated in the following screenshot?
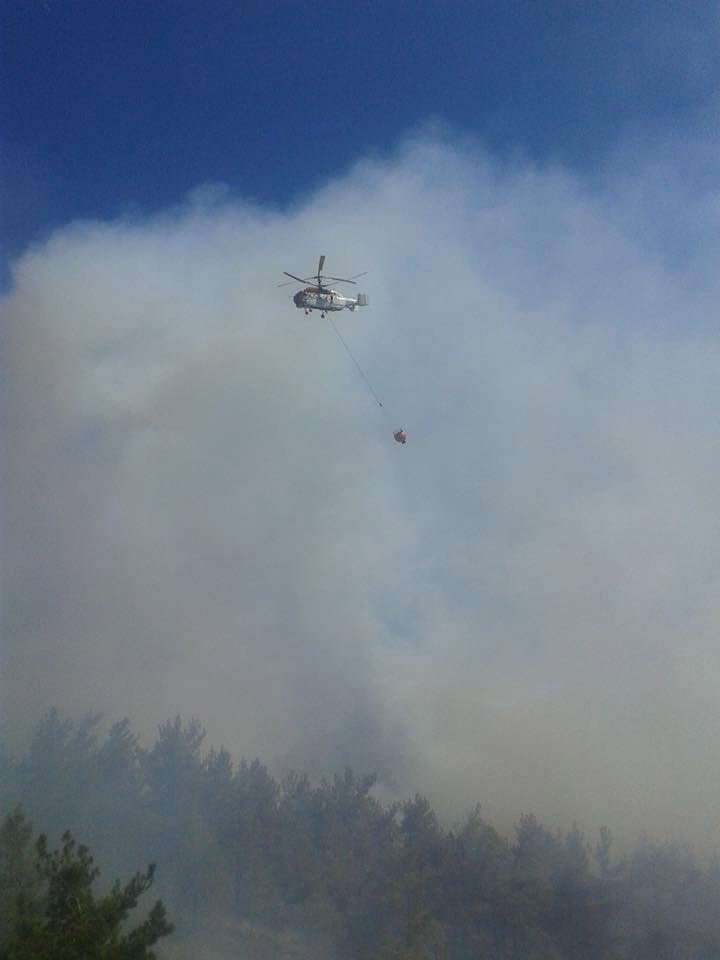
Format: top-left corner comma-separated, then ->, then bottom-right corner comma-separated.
0,808 -> 172,960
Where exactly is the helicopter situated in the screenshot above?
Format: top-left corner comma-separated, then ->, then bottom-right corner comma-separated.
280,255 -> 369,318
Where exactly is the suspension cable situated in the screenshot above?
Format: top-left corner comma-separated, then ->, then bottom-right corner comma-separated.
328,316 -> 384,409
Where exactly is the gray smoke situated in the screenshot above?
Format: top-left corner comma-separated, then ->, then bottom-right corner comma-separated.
3,133 -> 720,845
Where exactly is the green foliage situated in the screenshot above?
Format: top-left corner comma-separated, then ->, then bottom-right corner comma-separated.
4,711 -> 720,960
0,808 -> 39,945
0,809 -> 172,960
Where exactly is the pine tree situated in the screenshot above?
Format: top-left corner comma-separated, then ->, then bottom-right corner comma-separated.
0,810 -> 172,960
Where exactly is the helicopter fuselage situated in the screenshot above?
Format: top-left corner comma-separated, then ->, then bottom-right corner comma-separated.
293,287 -> 366,314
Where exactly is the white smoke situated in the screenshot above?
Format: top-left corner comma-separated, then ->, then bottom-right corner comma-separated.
3,133 -> 720,844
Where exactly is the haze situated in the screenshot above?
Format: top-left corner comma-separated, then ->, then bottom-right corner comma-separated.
3,131 -> 720,848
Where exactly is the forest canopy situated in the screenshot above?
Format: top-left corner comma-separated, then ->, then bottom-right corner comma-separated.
1,711 -> 719,960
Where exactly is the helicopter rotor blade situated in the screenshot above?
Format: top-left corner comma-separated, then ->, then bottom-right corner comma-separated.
281,264 -> 366,288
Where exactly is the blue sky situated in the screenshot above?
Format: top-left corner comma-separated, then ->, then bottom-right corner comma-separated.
3,1 -> 718,263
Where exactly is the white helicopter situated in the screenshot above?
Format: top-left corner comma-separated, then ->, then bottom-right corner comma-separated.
280,255 -> 369,318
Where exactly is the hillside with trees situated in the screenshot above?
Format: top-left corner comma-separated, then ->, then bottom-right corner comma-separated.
2,711 -> 719,959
